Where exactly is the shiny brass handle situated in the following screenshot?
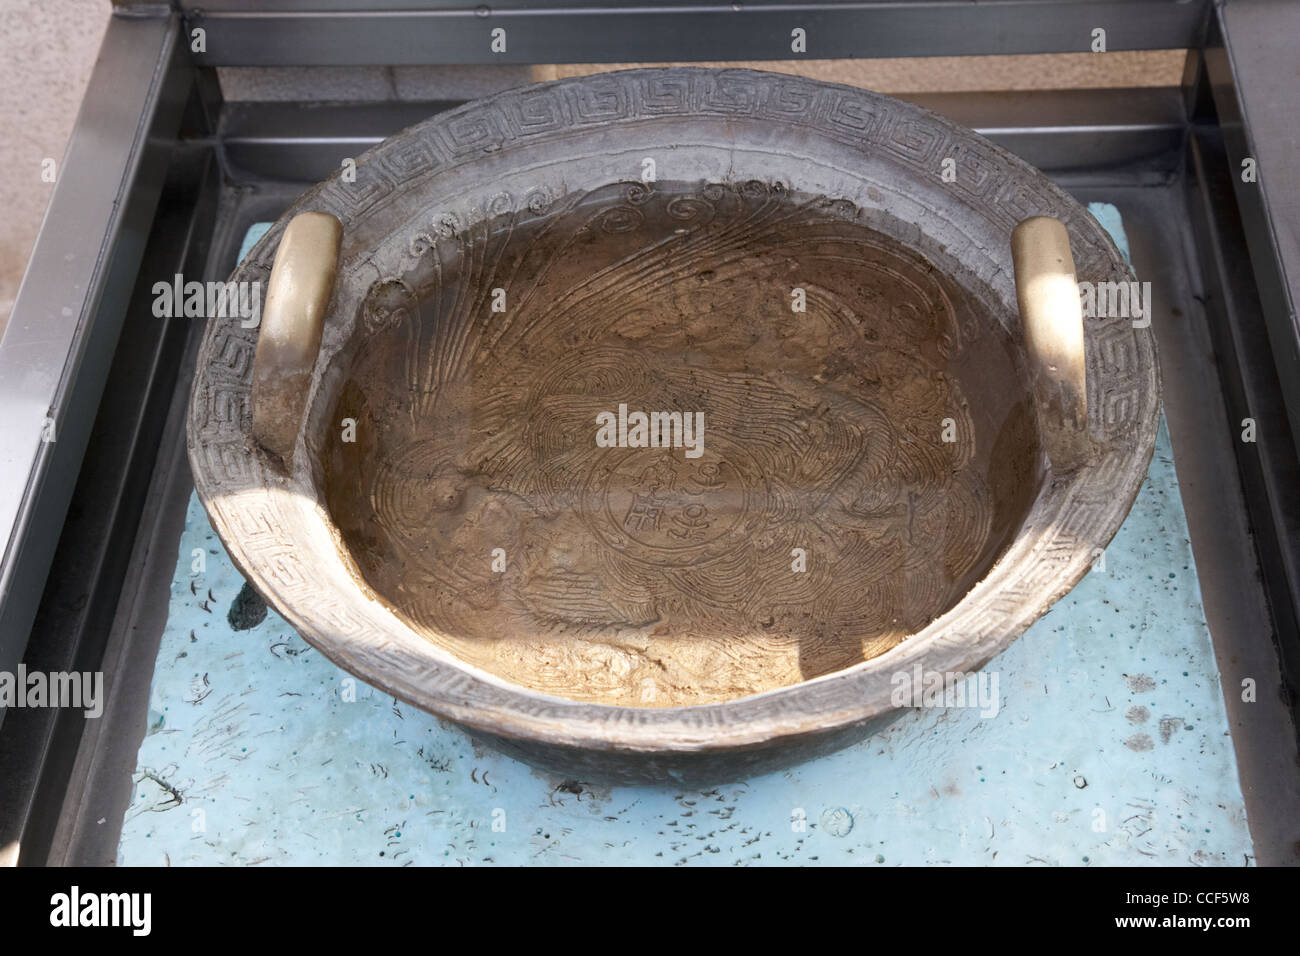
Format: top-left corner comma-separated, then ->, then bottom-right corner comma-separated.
250,212 -> 342,464
1011,216 -> 1096,473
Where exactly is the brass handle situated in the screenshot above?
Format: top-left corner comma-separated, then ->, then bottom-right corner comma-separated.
1011,216 -> 1090,468
250,212 -> 342,464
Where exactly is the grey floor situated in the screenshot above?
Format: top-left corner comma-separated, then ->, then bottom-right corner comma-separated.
0,0 -> 108,338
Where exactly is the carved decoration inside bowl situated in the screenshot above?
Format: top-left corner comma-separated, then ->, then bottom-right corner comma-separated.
322,180 -> 1042,705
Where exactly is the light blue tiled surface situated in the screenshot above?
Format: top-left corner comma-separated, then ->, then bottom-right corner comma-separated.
115,208 -> 1252,866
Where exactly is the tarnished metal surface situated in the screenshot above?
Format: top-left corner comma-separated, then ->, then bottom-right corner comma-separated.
187,69 -> 1159,776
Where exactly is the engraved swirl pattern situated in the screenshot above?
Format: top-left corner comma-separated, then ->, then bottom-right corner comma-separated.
323,181 -> 1036,705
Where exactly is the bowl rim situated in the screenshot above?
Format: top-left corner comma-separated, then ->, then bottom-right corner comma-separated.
187,66 -> 1160,754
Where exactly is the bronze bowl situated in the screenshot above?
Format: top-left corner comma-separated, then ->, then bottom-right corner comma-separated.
188,68 -> 1159,783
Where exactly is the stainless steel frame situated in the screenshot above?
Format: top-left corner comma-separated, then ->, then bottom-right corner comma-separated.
3,0 -> 1298,865
174,0 -> 1210,65
0,16 -> 189,685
